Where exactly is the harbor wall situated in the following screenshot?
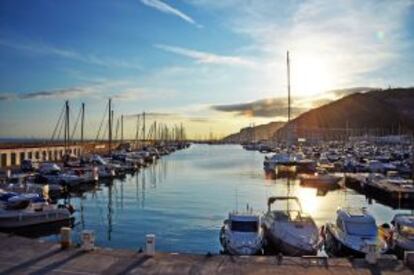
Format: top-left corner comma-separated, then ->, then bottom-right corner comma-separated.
0,140 -> 158,169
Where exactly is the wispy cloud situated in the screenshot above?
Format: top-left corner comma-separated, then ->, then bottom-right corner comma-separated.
211,87 -> 379,118
0,37 -> 142,70
212,98 -> 306,118
155,44 -> 256,67
187,0 -> 414,90
0,80 -> 176,102
0,87 -> 93,101
140,0 -> 202,27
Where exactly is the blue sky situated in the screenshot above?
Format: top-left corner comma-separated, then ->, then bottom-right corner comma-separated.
0,0 -> 413,139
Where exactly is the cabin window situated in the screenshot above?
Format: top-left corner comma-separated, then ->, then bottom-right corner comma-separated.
345,222 -> 377,237
231,221 -> 258,232
28,152 -> 33,159
42,151 -> 47,160
399,225 -> 414,239
48,151 -> 53,160
35,151 -> 40,160
54,151 -> 58,159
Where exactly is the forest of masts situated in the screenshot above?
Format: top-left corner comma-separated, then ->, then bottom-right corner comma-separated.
50,99 -> 187,149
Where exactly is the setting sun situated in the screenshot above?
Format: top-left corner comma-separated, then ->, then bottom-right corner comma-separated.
292,54 -> 337,96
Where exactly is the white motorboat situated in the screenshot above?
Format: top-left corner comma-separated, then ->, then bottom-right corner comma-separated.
263,152 -> 296,170
383,214 -> 414,258
38,163 -> 84,187
0,192 -> 74,232
262,196 -> 319,256
324,208 -> 378,257
220,209 -> 264,255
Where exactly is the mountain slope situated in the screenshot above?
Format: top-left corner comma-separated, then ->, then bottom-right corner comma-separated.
273,87 -> 414,141
222,121 -> 285,143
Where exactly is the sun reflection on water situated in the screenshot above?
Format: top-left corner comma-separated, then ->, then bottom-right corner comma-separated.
297,187 -> 319,216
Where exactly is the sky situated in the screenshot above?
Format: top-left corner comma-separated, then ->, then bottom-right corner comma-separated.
0,0 -> 413,139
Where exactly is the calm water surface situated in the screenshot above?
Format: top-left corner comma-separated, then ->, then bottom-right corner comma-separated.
47,144 -> 412,253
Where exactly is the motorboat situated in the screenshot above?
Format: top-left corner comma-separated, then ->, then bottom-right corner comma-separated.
0,200 -> 73,233
37,163 -> 84,187
220,209 -> 264,255
299,171 -> 342,189
262,196 -> 319,256
380,214 -> 414,258
263,152 -> 296,171
324,208 -> 378,257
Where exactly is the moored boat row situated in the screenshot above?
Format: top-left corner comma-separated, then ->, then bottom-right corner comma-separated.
220,197 -> 414,259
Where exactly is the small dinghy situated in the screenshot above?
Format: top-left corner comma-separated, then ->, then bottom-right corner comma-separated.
262,196 -> 319,256
324,208 -> 378,257
220,208 -> 264,255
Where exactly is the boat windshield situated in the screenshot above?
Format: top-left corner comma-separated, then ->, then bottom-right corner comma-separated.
345,221 -> 377,237
399,225 -> 414,239
231,221 -> 258,232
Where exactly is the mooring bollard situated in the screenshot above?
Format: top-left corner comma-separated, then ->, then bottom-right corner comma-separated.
60,227 -> 72,249
405,251 -> 414,268
81,230 -> 95,251
365,243 -> 377,264
146,234 -> 155,256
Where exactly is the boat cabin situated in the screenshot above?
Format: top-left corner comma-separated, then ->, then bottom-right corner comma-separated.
228,212 -> 260,233
336,208 -> 377,238
392,214 -> 414,240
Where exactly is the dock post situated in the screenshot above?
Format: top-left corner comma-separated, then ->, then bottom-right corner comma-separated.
364,243 -> 377,264
145,234 -> 155,256
405,251 -> 414,268
60,227 -> 72,249
81,230 -> 95,251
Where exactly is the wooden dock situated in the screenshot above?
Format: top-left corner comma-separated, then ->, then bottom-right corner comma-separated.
0,233 -> 412,274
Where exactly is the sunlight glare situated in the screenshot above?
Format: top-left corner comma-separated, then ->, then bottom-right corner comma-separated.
291,55 -> 337,96
297,187 -> 319,216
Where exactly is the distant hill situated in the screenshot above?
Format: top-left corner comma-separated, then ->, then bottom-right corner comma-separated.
274,87 -> 414,141
222,121 -> 285,143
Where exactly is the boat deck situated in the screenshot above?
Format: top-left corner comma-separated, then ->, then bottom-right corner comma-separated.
0,233 -> 412,274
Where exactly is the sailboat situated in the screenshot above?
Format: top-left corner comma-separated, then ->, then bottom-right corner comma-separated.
263,51 -> 298,171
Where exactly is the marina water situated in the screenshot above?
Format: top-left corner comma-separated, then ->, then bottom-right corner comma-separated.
45,144 -> 413,253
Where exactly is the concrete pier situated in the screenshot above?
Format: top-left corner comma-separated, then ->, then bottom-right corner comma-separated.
0,140 -> 157,169
0,233 -> 412,274
0,144 -> 82,168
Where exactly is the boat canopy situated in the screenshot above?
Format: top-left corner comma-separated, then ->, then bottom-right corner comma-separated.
267,196 -> 302,212
337,208 -> 377,237
393,214 -> 414,227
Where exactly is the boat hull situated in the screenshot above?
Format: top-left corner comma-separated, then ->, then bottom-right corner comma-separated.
324,225 -> 366,258
263,227 -> 317,256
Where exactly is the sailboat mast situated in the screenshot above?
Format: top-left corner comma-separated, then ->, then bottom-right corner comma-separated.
287,51 -> 291,123
108,98 -> 112,155
64,100 -> 70,155
142,111 -> 146,141
121,114 -> 124,143
81,102 -> 85,143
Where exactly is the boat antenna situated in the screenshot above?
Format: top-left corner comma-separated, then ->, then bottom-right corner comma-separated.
235,185 -> 239,212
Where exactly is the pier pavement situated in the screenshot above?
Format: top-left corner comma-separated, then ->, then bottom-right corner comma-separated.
0,233 -> 412,274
